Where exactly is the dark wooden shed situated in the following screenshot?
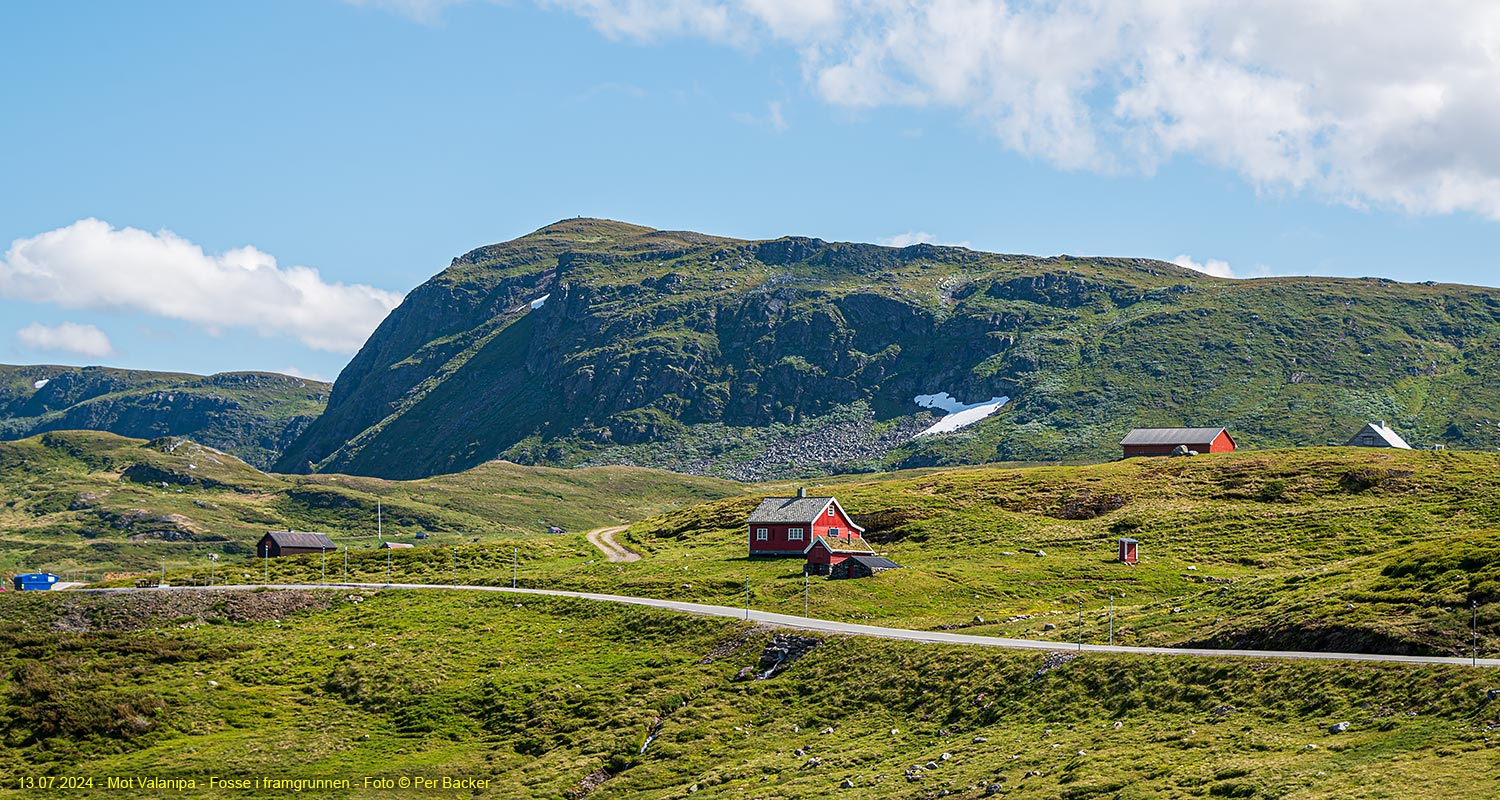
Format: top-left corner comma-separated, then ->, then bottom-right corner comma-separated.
258,530 -> 337,558
1117,537 -> 1139,564
829,554 -> 903,580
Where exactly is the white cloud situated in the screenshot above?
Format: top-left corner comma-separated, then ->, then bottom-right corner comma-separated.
344,0 -> 469,24
880,231 -> 971,249
278,365 -> 331,382
1172,254 -> 1237,280
16,322 -> 115,358
0,219 -> 403,354
381,0 -> 1500,221
733,99 -> 789,131
767,100 -> 787,132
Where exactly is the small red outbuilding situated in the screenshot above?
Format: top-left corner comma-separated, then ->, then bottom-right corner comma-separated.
1120,427 -> 1236,457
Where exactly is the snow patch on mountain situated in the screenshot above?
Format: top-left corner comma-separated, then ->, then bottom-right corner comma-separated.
33,378 -> 50,389
914,392 -> 1010,435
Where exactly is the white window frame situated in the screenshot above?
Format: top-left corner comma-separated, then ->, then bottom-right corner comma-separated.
788,527 -> 805,541
755,528 -> 769,541
827,508 -> 836,517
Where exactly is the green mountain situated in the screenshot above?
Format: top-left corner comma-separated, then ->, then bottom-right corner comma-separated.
276,218 -> 1500,480
1,364 -> 330,469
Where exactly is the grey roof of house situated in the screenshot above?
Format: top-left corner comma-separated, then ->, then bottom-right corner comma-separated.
264,530 -> 337,549
1347,422 -> 1412,449
1120,427 -> 1227,446
807,535 -> 875,554
747,496 -> 834,524
847,555 -> 902,570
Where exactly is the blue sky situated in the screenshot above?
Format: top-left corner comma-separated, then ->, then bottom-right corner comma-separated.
2,1 -> 1498,381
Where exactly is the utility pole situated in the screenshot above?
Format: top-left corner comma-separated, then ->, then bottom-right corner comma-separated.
210,553 -> 217,586
1109,595 -> 1114,647
343,546 -> 348,583
161,556 -> 166,587
804,573 -> 809,617
745,577 -> 750,620
321,547 -> 327,585
377,500 -> 382,541
386,546 -> 392,586
512,548 -> 517,589
452,546 -> 457,588
263,546 -> 269,586
1077,600 -> 1083,651
1474,600 -> 1481,667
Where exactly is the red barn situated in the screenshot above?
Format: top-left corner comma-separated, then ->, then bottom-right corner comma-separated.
1120,427 -> 1236,457
747,489 -> 865,557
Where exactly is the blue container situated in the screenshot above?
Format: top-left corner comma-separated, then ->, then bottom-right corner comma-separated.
12,573 -> 59,591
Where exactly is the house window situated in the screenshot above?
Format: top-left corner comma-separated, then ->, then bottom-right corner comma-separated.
828,508 -> 835,517
755,528 -> 769,541
788,528 -> 805,541
829,528 -> 840,538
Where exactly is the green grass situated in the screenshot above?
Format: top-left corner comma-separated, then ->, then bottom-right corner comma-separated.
7,433 -> 1499,657
416,446 -> 1497,657
1,590 -> 1496,799
151,445 -> 1500,661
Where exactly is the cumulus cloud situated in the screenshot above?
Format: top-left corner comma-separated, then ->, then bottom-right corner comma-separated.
362,0 -> 1500,220
16,322 -> 115,358
278,365 -> 331,382
0,219 -> 403,353
880,231 -> 971,248
1172,254 -> 1237,280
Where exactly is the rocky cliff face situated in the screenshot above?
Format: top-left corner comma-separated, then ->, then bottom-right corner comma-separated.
275,218 -> 1500,479
0,366 -> 329,469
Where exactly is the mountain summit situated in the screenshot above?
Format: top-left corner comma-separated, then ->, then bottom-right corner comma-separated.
274,219 -> 1500,479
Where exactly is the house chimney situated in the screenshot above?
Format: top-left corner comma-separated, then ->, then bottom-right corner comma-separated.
797,487 -> 807,498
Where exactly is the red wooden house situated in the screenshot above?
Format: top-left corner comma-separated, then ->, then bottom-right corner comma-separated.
747,489 -> 865,557
1120,427 -> 1236,457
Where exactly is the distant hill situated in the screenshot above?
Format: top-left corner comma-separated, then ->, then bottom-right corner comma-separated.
0,365 -> 329,469
0,430 -> 743,578
276,218 -> 1500,480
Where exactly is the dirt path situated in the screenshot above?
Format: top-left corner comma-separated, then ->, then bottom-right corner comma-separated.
585,525 -> 640,563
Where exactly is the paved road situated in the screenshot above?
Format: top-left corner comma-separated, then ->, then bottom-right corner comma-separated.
81,581 -> 1500,668
584,525 -> 640,562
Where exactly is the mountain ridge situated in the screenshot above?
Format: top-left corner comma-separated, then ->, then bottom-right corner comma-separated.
274,218 -> 1500,479
1,364 -> 329,469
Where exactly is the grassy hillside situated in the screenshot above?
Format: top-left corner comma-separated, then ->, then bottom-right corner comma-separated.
276,218 -> 1500,481
1,590 -> 1496,799
0,365 -> 330,469
210,446 -> 1500,659
0,431 -> 742,581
